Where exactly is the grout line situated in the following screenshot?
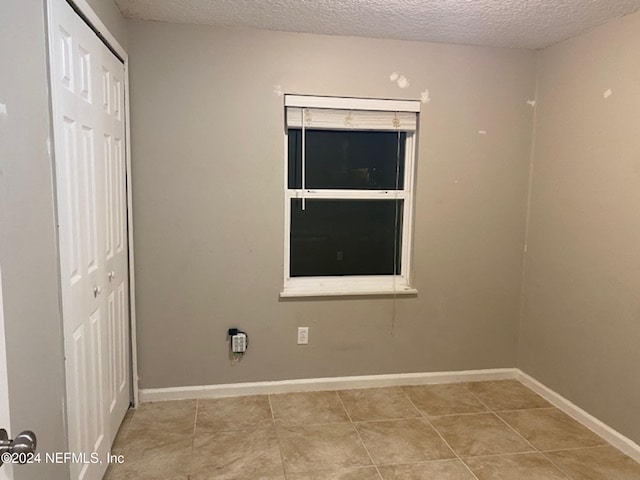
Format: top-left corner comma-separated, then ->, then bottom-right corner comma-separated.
468,392 -> 574,480
540,451 -> 579,479
351,416 -> 426,424
372,457 -> 478,468
422,410 -> 490,419
459,451 -> 544,460
193,399 -> 199,435
269,419 -> 353,426
492,406 -> 557,414
116,384 -> 638,479
267,393 -> 277,421
335,391 -> 385,480
466,391 -> 537,451
187,399 -> 199,479
400,389 -> 481,480
540,444 -> 610,454
268,394 -> 289,479
458,391 -> 548,475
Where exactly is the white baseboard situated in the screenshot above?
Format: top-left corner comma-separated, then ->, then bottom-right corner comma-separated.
139,368 -> 518,402
138,367 -> 640,463
517,370 -> 640,463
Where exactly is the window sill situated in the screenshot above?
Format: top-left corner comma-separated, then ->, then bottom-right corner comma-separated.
280,285 -> 418,298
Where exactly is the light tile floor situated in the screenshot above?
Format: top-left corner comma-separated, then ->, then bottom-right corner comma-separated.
105,380 -> 640,479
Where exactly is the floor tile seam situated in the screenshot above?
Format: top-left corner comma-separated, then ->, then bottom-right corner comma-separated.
193,399 -> 199,434
402,382 -> 493,410
537,438 -> 610,451
538,450 -> 581,480
493,405 -> 611,452
275,420 -> 362,428
401,385 -> 492,417
461,382 -> 540,413
267,394 -> 277,421
393,387 -> 422,417
334,389 -> 384,480
541,444 -> 614,454
459,450 -> 557,460
459,384 -> 504,413
195,417 -> 277,431
351,416 -> 427,424
461,450 -> 576,480
459,390 -> 571,478
283,465 -> 383,478
490,408 -> 607,452
471,394 -> 542,454
460,391 -> 530,442
335,388 -> 414,428
270,390 -> 345,420
401,388 -> 481,480
126,424 -> 195,440
187,399 -> 199,478
422,410 -> 491,419
267,394 -> 289,480
374,457 -> 477,468
493,406 -> 542,453
493,406 -> 558,414
463,380 -> 555,412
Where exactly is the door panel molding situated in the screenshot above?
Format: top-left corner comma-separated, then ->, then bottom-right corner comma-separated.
47,1 -> 137,479
63,0 -> 138,408
49,0 -> 138,407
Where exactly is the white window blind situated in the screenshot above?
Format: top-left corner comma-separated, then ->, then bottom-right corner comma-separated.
285,95 -> 419,132
286,107 -> 417,132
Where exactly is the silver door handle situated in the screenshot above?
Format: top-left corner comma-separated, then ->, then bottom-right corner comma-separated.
0,429 -> 37,466
108,271 -> 115,282
93,286 -> 102,297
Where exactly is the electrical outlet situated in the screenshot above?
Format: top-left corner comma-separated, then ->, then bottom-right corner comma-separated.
232,333 -> 247,353
297,327 -> 309,345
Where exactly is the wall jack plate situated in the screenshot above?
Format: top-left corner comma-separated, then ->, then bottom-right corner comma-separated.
231,333 -> 247,353
297,327 -> 309,345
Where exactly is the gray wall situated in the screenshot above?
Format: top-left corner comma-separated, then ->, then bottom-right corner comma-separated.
3,0 -> 639,464
519,10 -> 640,444
85,0 -> 127,48
127,22 -> 537,389
0,1 -> 127,479
0,1 -> 68,479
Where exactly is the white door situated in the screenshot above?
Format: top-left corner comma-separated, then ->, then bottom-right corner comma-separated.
48,0 -> 130,479
101,37 -> 131,443
0,266 -> 14,480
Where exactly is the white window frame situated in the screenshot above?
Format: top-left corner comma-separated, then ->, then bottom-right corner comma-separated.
281,95 -> 419,298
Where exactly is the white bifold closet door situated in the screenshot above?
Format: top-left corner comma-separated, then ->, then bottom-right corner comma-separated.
48,0 -> 130,478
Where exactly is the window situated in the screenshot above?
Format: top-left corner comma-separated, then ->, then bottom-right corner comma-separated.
282,95 -> 419,297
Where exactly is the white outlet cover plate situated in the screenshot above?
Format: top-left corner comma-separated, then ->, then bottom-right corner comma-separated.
297,327 -> 309,345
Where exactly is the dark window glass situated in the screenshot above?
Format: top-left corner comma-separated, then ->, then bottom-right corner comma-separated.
290,199 -> 403,277
288,129 -> 405,190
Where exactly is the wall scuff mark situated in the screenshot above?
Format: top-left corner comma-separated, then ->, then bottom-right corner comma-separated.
273,85 -> 284,96
0,103 -> 7,135
526,99 -> 536,108
478,130 -> 487,135
397,75 -> 409,88
389,71 -> 410,89
421,89 -> 431,104
603,88 -> 612,99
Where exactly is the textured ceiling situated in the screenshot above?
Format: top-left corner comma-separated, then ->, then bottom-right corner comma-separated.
114,0 -> 640,49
